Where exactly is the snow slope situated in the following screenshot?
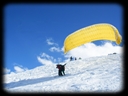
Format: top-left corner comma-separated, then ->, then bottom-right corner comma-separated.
3,54 -> 123,93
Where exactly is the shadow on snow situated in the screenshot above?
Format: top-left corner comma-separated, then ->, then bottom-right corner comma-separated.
4,75 -> 61,89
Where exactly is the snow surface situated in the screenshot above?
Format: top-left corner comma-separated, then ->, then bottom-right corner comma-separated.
3,54 -> 123,94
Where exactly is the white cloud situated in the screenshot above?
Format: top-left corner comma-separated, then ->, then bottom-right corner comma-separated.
14,66 -> 25,73
49,47 -> 62,52
41,53 -> 51,59
46,38 -> 58,46
40,53 -> 55,60
13,64 -> 28,73
4,64 -> 28,74
3,68 -> 11,74
46,38 -> 63,53
10,72 -> 15,74
37,56 -> 56,65
37,53 -> 56,65
64,42 -> 123,59
37,53 -> 64,65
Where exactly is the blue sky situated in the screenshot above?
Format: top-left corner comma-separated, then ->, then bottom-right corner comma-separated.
4,3 -> 124,74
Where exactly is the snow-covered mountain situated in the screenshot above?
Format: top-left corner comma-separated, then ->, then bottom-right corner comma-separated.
3,53 -> 123,93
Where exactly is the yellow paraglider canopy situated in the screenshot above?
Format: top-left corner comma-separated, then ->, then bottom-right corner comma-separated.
64,23 -> 122,54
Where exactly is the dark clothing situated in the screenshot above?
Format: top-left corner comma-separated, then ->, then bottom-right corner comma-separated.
56,64 -> 66,76
61,70 -> 65,75
61,64 -> 66,75
56,64 -> 63,76
56,64 -> 61,70
58,69 -> 63,76
70,56 -> 73,61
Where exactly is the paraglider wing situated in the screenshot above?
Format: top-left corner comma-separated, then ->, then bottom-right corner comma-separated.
64,23 -> 122,54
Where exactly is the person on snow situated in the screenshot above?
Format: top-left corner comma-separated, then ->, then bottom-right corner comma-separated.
70,56 -> 73,61
56,63 -> 66,76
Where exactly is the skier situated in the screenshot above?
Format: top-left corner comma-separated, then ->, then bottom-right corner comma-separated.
56,63 -> 66,76
70,56 -> 73,61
